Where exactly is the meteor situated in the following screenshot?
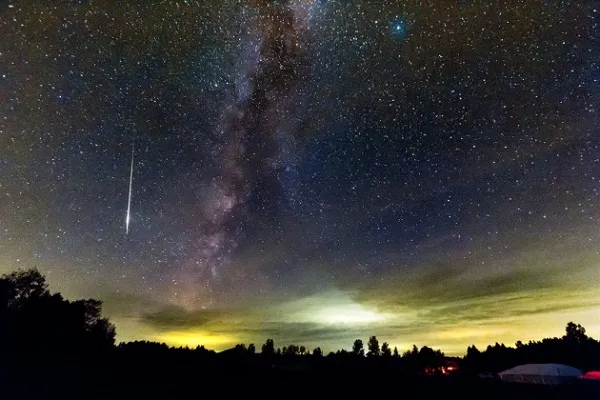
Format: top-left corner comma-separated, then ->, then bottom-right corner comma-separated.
126,144 -> 134,235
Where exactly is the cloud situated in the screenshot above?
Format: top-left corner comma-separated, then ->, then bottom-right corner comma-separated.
351,236 -> 599,310
97,291 -> 159,318
141,305 -> 233,331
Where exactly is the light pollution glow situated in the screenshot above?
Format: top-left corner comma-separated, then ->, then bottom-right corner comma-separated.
5,221 -> 599,356
9,227 -> 599,356
157,331 -> 238,349
104,285 -> 600,356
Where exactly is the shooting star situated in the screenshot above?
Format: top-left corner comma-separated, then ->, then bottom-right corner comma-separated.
126,144 -> 134,235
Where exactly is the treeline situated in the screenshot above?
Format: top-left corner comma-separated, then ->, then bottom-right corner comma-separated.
117,336 -> 451,375
118,325 -> 600,373
2,269 -> 599,374
464,322 -> 600,373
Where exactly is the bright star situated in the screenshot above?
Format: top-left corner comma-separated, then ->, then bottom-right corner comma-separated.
390,18 -> 408,39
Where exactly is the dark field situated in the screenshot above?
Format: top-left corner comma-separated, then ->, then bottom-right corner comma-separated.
3,354 -> 599,400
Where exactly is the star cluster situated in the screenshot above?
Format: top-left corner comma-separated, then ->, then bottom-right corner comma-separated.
1,1 -> 599,353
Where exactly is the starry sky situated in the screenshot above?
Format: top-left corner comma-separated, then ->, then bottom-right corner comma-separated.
1,0 -> 599,355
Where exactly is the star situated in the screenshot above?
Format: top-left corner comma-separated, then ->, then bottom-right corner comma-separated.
390,18 -> 408,39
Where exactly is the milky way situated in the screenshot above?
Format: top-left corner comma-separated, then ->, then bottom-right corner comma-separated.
1,1 -> 599,354
175,0 -> 320,307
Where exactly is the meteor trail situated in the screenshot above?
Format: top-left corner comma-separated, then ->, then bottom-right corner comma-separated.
126,144 -> 134,235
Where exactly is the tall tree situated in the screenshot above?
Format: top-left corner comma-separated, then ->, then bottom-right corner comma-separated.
367,336 -> 380,356
381,342 -> 391,357
262,339 -> 275,356
352,339 -> 364,356
565,322 -> 588,344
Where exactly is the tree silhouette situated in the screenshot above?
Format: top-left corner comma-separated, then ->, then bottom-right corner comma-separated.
565,321 -> 588,344
73,298 -> 116,348
401,345 -> 447,373
248,343 -> 256,354
2,268 -> 48,304
367,336 -> 380,356
381,342 -> 391,357
464,344 -> 482,372
283,344 -> 300,355
463,330 -> 600,374
118,340 -> 170,352
313,347 -> 323,357
299,345 -> 306,355
393,346 -> 399,358
0,269 -> 115,352
419,346 -> 445,371
261,338 -> 275,356
352,339 -> 364,356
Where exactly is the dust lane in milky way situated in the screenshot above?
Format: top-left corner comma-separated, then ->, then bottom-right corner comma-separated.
0,1 -> 599,354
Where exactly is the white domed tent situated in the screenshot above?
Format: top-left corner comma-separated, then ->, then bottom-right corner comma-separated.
498,364 -> 583,385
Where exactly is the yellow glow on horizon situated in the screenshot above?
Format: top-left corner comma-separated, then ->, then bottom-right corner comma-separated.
399,295 -> 600,355
111,287 -> 600,356
157,330 -> 237,350
433,326 -> 513,341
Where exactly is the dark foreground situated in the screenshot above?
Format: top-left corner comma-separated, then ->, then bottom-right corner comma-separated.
2,354 -> 599,400
5,372 -> 600,400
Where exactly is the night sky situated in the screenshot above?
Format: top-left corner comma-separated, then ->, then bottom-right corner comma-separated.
1,1 -> 599,354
